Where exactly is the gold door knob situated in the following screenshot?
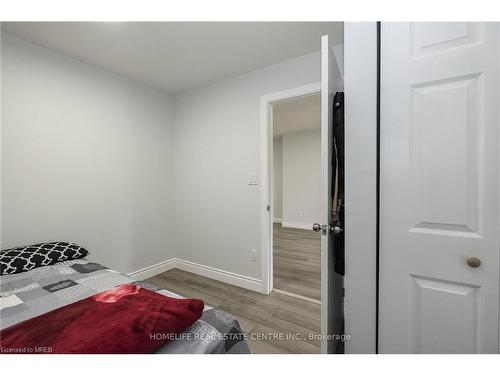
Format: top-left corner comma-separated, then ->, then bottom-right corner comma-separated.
467,257 -> 481,268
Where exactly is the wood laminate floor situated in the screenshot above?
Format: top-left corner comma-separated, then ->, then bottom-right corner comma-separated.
146,269 -> 321,354
273,223 -> 321,301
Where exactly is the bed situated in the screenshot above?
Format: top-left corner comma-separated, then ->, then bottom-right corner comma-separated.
0,254 -> 251,354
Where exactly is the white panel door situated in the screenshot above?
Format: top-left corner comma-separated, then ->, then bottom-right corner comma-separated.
320,34 -> 343,354
380,22 -> 500,353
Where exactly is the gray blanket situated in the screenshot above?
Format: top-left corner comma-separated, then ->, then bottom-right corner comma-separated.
0,258 -> 251,354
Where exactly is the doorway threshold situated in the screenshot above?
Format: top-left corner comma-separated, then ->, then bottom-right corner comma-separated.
273,288 -> 321,305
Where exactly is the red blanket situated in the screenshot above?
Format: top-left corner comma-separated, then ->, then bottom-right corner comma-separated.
0,284 -> 204,354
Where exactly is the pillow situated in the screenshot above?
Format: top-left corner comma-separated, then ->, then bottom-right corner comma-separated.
0,242 -> 89,276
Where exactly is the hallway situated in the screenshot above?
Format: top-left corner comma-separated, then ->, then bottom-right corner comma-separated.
273,223 -> 321,301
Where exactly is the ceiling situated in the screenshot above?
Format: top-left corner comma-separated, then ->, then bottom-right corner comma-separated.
2,22 -> 343,94
273,93 -> 320,136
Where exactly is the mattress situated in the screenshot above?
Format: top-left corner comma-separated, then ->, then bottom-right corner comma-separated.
0,258 -> 251,354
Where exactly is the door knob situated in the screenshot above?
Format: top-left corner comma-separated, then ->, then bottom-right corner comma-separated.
466,257 -> 481,268
331,225 -> 343,235
312,223 -> 321,232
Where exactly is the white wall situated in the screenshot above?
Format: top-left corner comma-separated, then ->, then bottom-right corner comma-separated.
282,129 -> 321,228
332,44 -> 344,81
172,52 -> 321,280
1,34 -> 175,274
272,136 -> 283,222
344,22 -> 378,354
1,32 -> 323,284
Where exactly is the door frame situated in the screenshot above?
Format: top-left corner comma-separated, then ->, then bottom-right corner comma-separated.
260,82 -> 321,295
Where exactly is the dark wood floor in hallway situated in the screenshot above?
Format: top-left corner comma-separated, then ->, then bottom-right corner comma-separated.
146,269 -> 321,354
273,223 -> 321,301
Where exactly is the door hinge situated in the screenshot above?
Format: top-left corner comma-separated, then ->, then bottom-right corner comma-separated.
266,205 -> 270,212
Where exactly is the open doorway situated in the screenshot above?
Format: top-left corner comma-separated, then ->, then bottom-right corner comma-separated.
272,93 -> 322,304
260,33 -> 343,354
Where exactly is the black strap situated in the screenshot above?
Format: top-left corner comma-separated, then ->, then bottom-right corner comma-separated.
332,91 -> 345,276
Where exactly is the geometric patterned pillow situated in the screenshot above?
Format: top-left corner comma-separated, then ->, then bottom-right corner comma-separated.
0,242 -> 89,276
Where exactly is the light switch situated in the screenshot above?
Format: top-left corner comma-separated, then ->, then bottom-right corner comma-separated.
248,173 -> 258,185
250,249 -> 258,261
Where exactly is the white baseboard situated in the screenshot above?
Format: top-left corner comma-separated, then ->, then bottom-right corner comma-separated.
128,258 -> 265,294
282,220 -> 314,230
273,217 -> 283,224
174,259 -> 264,293
127,258 -> 177,280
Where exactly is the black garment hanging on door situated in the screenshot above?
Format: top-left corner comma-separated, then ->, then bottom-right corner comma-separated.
332,91 -> 344,276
